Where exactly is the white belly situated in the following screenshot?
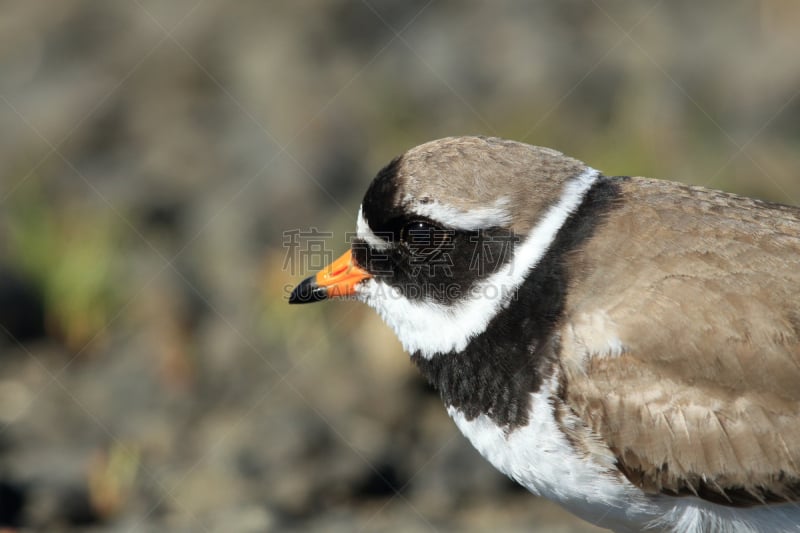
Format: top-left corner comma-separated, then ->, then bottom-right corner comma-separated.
446,377 -> 800,533
446,388 -> 649,531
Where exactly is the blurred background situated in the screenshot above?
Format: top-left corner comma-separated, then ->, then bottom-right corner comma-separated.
1,1 -> 799,531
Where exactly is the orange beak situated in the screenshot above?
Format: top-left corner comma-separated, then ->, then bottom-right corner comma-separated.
288,250 -> 372,304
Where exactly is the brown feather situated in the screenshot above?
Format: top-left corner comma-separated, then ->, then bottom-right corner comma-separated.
560,177 -> 800,507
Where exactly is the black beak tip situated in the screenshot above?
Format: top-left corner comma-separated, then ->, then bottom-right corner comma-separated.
289,276 -> 328,304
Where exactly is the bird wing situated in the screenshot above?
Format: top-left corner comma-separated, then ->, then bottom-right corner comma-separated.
559,177 -> 800,505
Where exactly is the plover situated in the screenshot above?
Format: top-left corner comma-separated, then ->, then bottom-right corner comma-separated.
289,136 -> 800,532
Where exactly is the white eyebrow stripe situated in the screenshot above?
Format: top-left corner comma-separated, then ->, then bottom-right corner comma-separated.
357,167 -> 600,358
356,205 -> 391,251
410,198 -> 512,231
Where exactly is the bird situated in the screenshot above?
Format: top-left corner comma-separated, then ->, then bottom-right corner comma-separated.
289,136 -> 800,532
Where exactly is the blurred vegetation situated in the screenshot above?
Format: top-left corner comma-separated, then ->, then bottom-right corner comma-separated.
4,179 -> 123,351
0,1 -> 798,532
88,442 -> 140,520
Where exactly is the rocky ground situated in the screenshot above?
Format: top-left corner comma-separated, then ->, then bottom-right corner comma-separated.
0,1 -> 799,531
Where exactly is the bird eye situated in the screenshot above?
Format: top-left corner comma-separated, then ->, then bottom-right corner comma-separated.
400,220 -> 451,253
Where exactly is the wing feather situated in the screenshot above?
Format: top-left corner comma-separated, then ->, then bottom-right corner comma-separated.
560,178 -> 800,506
